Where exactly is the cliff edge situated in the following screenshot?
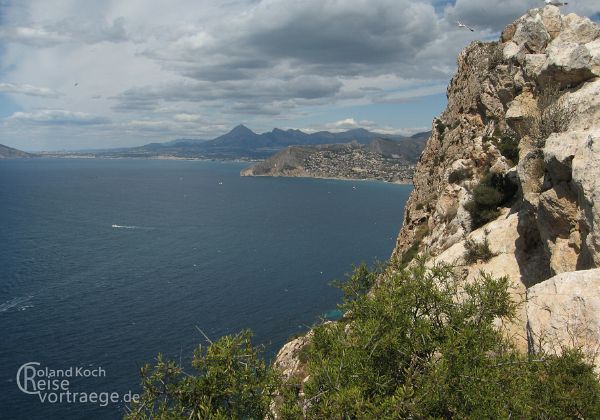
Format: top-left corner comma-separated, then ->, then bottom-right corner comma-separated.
275,5 -> 600,391
392,5 -> 600,362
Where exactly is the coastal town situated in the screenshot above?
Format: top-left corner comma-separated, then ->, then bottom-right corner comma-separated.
241,142 -> 417,183
302,144 -> 415,183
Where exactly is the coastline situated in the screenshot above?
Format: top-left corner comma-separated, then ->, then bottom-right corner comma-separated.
240,172 -> 413,185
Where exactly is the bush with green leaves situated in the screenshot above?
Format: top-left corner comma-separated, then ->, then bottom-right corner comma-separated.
497,133 -> 520,164
125,330 -> 277,420
465,171 -> 517,229
128,261 -> 600,419
448,167 -> 472,184
278,260 -> 600,419
399,224 -> 429,265
464,236 -> 497,264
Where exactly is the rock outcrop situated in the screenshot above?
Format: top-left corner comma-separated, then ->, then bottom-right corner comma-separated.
527,269 -> 600,370
392,5 -> 600,364
273,6 -> 600,401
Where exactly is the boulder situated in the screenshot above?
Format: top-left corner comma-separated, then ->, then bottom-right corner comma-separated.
527,269 -> 600,370
512,14 -> 551,53
506,90 -> 539,136
557,13 -> 600,44
571,133 -> 600,267
539,40 -> 598,88
273,333 -> 311,381
544,131 -> 581,183
503,41 -> 522,61
541,5 -> 562,39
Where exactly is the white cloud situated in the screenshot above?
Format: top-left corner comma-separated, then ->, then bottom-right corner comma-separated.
173,113 -> 204,123
312,118 -> 429,136
1,0 -> 599,150
0,82 -> 61,98
7,110 -> 109,125
373,84 -> 449,104
444,0 -> 600,32
0,26 -> 68,47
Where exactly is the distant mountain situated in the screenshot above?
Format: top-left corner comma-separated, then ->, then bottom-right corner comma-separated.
163,138 -> 209,146
367,137 -> 425,161
54,125 -> 430,160
0,144 -> 34,159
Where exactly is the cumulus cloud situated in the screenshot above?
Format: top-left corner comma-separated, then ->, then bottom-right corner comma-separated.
373,84 -> 449,104
314,118 -> 428,136
0,26 -> 69,47
2,0 -> 600,150
444,0 -> 600,32
0,16 -> 129,47
111,75 -> 343,114
0,82 -> 61,98
7,110 -> 109,125
147,0 -> 453,81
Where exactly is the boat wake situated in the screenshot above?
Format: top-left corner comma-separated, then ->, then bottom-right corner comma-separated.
111,224 -> 154,230
0,296 -> 34,313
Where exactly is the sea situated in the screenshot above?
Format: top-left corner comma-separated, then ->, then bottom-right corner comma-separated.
0,158 -> 412,419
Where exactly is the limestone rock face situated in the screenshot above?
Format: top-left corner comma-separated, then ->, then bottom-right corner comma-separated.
433,210 -> 530,351
389,6 -> 600,365
506,90 -> 539,136
275,7 -> 600,389
273,334 -> 311,382
394,5 -> 600,271
527,269 -> 600,370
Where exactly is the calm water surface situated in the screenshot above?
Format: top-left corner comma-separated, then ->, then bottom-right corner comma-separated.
0,159 -> 412,419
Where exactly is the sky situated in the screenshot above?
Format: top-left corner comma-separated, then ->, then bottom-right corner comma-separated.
1,0 -> 599,151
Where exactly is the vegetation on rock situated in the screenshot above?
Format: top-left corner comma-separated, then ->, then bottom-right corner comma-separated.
464,236 -> 497,264
126,330 -> 277,420
465,171 -> 517,229
127,260 -> 600,419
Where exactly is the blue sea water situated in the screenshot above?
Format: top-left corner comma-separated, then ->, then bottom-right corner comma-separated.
0,159 -> 411,419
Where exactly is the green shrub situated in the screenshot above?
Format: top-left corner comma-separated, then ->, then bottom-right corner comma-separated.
126,330 -> 277,420
448,167 -> 472,184
465,199 -> 500,228
128,262 -> 600,420
278,261 -> 600,419
435,118 -> 446,133
400,225 -> 429,265
464,237 -> 497,264
497,133 -> 520,164
435,119 -> 446,142
465,172 -> 517,229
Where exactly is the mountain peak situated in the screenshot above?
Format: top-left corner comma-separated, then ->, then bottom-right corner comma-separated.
230,124 -> 255,135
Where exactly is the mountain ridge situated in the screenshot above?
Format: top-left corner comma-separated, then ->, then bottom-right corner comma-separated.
58,126 -> 431,160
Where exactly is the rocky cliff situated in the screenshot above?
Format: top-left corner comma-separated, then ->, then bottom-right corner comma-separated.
274,5 -> 600,391
392,5 -> 600,363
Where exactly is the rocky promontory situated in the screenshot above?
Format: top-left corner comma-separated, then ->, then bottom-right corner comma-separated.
392,5 -> 600,362
240,137 -> 425,183
273,4 -> 600,401
0,144 -> 33,159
